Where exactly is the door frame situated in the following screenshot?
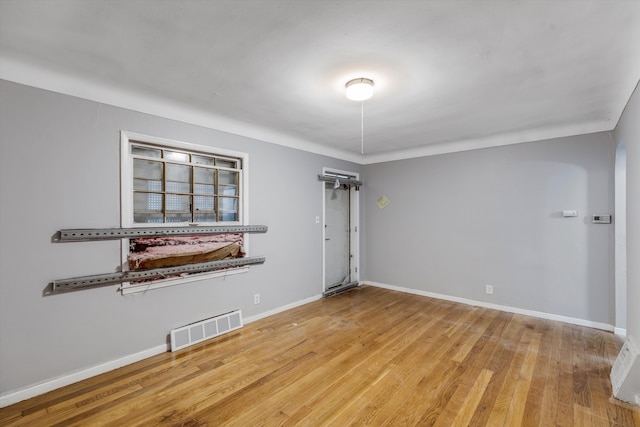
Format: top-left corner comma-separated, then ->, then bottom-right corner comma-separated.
614,142 -> 627,335
321,167 -> 360,293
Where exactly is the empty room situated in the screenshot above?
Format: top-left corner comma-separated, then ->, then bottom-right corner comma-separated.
0,1 -> 639,425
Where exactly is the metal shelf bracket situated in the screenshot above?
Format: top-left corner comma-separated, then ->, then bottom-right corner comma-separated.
55,225 -> 268,242
51,256 -> 266,293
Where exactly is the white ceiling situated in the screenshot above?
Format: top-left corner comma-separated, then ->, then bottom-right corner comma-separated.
1,0 -> 639,164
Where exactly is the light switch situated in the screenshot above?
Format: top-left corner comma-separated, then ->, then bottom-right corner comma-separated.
562,210 -> 578,217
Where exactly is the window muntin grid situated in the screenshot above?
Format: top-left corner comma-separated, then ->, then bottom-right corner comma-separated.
131,143 -> 241,224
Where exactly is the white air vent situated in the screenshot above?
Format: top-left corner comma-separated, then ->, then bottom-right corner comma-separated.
170,309 -> 243,352
611,336 -> 640,403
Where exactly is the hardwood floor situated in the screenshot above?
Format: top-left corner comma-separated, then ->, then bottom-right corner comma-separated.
1,285 -> 638,426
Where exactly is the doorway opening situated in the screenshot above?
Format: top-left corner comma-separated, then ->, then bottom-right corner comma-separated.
615,142 -> 627,335
322,168 -> 360,297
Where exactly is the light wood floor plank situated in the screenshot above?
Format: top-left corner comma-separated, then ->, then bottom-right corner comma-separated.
503,332 -> 542,426
485,326 -> 534,426
446,368 -> 494,427
1,285 -> 637,426
536,320 -> 562,426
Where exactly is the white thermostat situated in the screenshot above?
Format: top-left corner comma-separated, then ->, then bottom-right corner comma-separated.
592,215 -> 612,224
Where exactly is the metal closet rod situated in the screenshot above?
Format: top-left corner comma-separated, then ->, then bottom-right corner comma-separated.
51,256 -> 266,293
317,175 -> 363,186
55,225 -> 268,242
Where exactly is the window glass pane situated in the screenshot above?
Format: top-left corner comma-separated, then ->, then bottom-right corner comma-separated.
132,146 -> 161,158
219,185 -> 237,196
216,159 -> 237,168
194,167 -> 215,194
219,197 -> 238,212
218,170 -> 238,186
220,211 -> 238,222
166,213 -> 192,223
166,194 -> 190,212
193,155 -> 214,165
166,164 -> 191,193
135,179 -> 162,192
164,151 -> 190,162
194,213 -> 217,222
134,212 -> 164,223
134,160 -> 163,191
194,196 -> 215,212
134,192 -> 163,212
194,183 -> 215,195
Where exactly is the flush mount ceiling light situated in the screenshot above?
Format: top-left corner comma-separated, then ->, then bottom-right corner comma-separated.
345,78 -> 374,101
344,77 -> 375,154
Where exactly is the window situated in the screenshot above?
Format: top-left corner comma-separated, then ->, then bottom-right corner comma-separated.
120,132 -> 249,294
131,143 -> 241,224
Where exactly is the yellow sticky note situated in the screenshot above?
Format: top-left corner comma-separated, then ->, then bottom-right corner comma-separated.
377,195 -> 390,210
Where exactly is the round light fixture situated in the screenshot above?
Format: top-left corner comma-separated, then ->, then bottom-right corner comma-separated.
345,78 -> 374,101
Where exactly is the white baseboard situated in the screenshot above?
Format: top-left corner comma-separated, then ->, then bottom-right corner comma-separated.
243,293 -> 322,324
0,344 -> 168,408
615,327 -> 627,337
364,281 -> 614,332
0,293 -> 323,408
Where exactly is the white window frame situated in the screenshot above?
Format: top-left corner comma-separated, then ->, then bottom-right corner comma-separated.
119,131 -> 250,294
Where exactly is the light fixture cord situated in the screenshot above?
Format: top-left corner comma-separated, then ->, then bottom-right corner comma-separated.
361,101 -> 365,154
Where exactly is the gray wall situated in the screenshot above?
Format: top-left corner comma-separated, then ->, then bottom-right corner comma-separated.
362,133 -> 615,324
0,80 -> 361,395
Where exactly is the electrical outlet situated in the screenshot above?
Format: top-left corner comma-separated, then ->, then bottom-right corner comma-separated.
254,293 -> 260,304
485,285 -> 494,295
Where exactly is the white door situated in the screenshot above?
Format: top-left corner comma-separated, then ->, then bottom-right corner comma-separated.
324,182 -> 351,289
